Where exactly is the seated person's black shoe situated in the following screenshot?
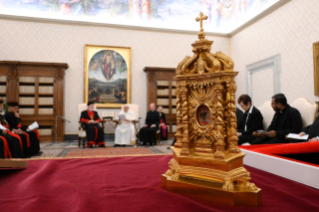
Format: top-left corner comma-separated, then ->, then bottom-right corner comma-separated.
113,144 -> 121,147
34,151 -> 43,156
121,145 -> 126,147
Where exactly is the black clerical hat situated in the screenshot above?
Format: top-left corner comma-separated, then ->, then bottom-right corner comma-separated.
0,98 -> 3,104
7,101 -> 19,107
87,101 -> 94,106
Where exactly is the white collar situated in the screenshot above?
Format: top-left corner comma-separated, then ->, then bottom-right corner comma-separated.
248,105 -> 254,114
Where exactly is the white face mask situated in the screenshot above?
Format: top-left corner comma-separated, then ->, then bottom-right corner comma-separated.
88,108 -> 93,111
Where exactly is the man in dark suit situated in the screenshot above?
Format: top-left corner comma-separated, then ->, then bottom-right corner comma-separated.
237,95 -> 264,145
298,115 -> 319,142
251,94 -> 302,144
139,103 -> 160,146
236,107 -> 244,132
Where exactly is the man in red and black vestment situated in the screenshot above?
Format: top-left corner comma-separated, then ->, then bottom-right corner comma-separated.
0,136 -> 12,159
0,99 -> 25,158
5,102 -> 41,157
80,101 -> 105,148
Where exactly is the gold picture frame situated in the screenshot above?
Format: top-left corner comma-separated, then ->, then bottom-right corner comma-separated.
84,45 -> 131,108
313,41 -> 319,96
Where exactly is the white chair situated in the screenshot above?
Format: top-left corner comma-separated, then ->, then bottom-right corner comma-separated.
258,101 -> 275,130
121,104 -> 139,122
291,98 -> 317,128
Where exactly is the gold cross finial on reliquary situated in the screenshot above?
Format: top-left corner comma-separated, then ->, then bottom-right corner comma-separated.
196,12 -> 208,32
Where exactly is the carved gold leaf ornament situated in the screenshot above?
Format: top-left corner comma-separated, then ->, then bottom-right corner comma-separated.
163,13 -> 261,205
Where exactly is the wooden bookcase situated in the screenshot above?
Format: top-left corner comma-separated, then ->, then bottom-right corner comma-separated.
0,61 -> 68,142
144,67 -> 177,138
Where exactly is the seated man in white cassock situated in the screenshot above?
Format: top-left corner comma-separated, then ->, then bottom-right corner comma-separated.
114,105 -> 137,147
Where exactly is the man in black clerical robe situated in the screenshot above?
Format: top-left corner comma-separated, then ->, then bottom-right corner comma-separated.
140,103 -> 160,146
0,99 -> 25,158
251,94 -> 302,145
5,102 -> 41,156
237,95 -> 264,145
80,101 -> 105,148
297,115 -> 319,142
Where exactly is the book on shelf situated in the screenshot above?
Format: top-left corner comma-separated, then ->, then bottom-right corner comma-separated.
157,80 -> 169,86
172,108 -> 176,114
162,108 -> 169,114
39,86 -> 53,94
172,99 -> 177,105
39,108 -> 53,115
171,89 -> 176,95
0,86 -> 6,93
157,99 -> 169,105
19,97 -> 35,105
39,97 -> 53,105
38,129 -> 52,136
19,76 -> 35,83
19,86 -> 35,93
172,125 -> 177,133
171,81 -> 176,86
157,89 -> 169,95
39,77 -> 54,83
19,108 -> 35,115
0,76 -> 7,82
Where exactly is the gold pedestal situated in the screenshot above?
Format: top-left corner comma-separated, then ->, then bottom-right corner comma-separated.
162,12 -> 262,207
162,147 -> 262,206
162,174 -> 261,207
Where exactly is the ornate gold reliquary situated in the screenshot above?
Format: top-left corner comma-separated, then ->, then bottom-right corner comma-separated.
162,13 -> 261,207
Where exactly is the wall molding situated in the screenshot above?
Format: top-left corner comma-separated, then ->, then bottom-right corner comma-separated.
246,54 -> 281,97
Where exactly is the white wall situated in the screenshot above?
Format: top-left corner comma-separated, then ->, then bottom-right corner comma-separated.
231,0 -> 319,107
0,19 -> 229,134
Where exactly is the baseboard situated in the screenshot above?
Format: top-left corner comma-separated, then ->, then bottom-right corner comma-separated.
64,133 -> 115,141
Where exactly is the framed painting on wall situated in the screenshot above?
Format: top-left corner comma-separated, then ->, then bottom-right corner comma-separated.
84,45 -> 131,108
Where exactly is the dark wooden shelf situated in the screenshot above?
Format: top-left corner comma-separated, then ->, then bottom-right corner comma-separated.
0,60 -> 67,142
19,93 -> 35,96
144,67 -> 176,139
19,82 -> 35,85
19,104 -> 35,107
157,85 -> 169,88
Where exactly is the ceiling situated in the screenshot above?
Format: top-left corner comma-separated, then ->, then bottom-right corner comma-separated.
0,0 -> 290,37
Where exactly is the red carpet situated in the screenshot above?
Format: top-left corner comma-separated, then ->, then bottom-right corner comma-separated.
0,155 -> 319,212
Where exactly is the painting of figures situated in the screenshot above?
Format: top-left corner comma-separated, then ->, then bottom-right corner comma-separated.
84,45 -> 131,108
0,0 -> 280,33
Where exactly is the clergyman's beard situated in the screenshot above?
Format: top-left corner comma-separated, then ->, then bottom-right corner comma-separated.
273,106 -> 280,112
